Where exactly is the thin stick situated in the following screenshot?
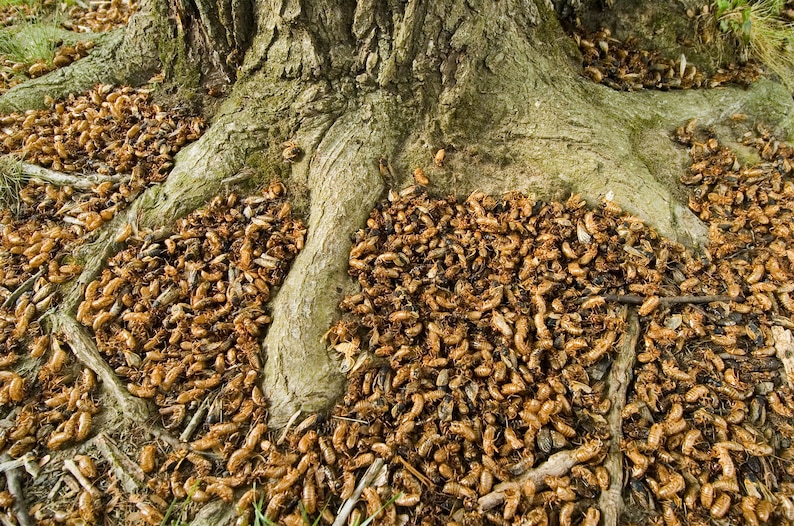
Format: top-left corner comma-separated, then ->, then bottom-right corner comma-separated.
0,453 -> 36,475
395,455 -> 432,487
1,454 -> 33,526
277,409 -> 303,445
63,459 -> 100,498
331,415 -> 370,424
600,306 -> 638,526
576,294 -> 744,306
180,395 -> 212,442
332,459 -> 385,526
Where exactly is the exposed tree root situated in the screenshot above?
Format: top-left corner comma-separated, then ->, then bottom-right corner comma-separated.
262,92 -> 414,426
18,162 -> 130,190
92,433 -> 146,494
5,0 -> 793,443
0,0 -> 176,114
0,30 -> 127,114
599,307 -> 640,526
52,313 -> 184,446
0,454 -> 33,526
49,312 -> 151,422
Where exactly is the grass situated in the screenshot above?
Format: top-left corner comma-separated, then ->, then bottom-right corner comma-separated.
0,0 -> 73,77
159,480 -> 201,526
248,486 -> 403,526
0,22 -> 60,64
0,155 -> 28,216
716,0 -> 794,90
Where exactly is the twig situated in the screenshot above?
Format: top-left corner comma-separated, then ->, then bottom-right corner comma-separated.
332,458 -> 385,526
1,454 -> 33,526
395,455 -> 432,487
277,409 -> 303,445
331,415 -> 370,424
599,306 -> 639,526
20,162 -> 129,190
180,395 -> 212,442
1,269 -> 44,309
576,294 -> 744,306
0,453 -> 37,476
63,459 -> 100,498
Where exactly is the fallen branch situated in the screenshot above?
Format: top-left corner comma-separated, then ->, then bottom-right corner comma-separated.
332,458 -> 385,526
576,294 -> 744,306
20,162 -> 130,190
599,306 -> 639,526
0,454 -> 33,526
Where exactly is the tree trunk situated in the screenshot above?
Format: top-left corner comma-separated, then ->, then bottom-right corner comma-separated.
5,0 -> 793,431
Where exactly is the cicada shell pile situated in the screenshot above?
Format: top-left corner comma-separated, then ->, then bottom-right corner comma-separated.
266,125 -> 793,525
310,187 -> 657,524
0,41 -> 95,94
0,84 -> 205,245
0,84 -> 205,182
223,120 -> 794,525
621,121 -> 794,526
0,330 -> 102,524
66,0 -> 138,33
575,27 -> 762,91
77,182 -> 305,512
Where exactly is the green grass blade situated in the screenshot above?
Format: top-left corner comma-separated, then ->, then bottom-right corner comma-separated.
358,492 -> 403,526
